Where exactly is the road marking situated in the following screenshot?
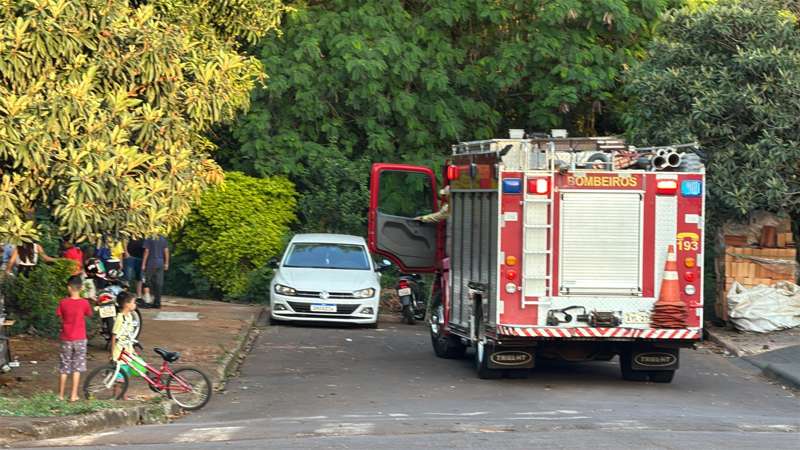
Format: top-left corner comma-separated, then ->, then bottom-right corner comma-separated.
313,422 -> 375,436
389,413 -> 409,417
271,415 -> 328,421
454,423 -> 515,433
505,416 -> 591,421
515,410 -> 580,416
29,431 -> 120,447
425,411 -> 488,416
174,426 -> 243,443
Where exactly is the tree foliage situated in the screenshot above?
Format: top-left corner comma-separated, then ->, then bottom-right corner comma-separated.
624,0 -> 800,221
219,0 -> 669,235
0,0 -> 288,244
172,171 -> 296,298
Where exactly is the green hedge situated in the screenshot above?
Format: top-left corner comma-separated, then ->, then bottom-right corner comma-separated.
1,260 -> 75,337
171,172 -> 297,300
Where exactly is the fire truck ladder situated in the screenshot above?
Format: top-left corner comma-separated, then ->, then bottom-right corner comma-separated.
521,142 -> 555,309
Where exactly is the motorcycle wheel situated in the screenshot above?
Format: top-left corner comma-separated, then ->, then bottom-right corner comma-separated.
402,305 -> 415,325
131,308 -> 143,339
413,303 -> 426,321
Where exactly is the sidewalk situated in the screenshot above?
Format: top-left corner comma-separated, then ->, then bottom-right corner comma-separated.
0,296 -> 261,445
705,323 -> 800,390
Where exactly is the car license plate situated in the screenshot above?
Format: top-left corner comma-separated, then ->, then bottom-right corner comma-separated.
398,288 -> 412,297
310,304 -> 337,313
98,305 -> 116,319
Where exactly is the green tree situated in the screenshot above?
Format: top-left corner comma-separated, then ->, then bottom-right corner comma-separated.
219,0 -> 669,235
624,0 -> 800,222
0,0 -> 288,244
172,171 -> 296,299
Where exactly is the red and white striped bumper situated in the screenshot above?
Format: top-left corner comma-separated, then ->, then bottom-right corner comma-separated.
496,325 -> 701,340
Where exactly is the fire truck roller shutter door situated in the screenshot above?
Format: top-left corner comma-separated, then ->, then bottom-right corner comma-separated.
559,192 -> 643,295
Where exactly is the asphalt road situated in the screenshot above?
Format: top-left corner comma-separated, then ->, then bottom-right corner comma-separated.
22,318 -> 800,449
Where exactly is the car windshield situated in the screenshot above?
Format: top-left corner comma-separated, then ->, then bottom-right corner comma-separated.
284,243 -> 371,270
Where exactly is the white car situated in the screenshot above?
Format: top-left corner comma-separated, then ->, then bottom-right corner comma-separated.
269,234 -> 385,327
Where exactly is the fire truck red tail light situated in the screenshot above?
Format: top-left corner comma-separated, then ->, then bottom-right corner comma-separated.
447,165 -> 460,181
656,180 -> 678,195
528,178 -> 550,195
506,270 -> 518,280
685,272 -> 696,282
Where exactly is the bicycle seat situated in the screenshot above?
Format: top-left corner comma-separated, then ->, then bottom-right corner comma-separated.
153,347 -> 180,363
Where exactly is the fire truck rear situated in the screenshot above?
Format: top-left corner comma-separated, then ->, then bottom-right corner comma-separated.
368,132 -> 705,382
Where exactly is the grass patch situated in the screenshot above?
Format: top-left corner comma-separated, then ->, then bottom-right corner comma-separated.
0,393 -> 115,417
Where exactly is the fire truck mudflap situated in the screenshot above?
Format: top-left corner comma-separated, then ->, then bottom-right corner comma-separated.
368,133 -> 704,383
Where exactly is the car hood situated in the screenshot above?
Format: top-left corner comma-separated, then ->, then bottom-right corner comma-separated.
275,267 -> 378,292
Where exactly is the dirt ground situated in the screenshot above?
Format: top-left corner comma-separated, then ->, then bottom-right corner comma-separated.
0,297 -> 260,399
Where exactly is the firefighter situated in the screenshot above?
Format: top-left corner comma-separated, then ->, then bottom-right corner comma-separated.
414,186 -> 450,223
414,186 -> 450,314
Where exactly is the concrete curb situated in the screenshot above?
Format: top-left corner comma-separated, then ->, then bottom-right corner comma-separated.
745,359 -> 800,390
0,308 -> 262,446
214,308 -> 262,390
0,400 -> 180,446
705,325 -> 800,390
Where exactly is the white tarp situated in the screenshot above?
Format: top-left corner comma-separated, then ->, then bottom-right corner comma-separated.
727,281 -> 800,333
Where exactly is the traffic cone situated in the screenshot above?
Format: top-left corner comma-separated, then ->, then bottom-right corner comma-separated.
651,245 -> 688,329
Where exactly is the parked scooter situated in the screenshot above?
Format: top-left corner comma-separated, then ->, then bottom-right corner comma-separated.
85,258 -> 142,349
397,274 -> 426,324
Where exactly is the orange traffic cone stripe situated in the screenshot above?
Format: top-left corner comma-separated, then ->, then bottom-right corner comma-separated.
651,244 -> 688,328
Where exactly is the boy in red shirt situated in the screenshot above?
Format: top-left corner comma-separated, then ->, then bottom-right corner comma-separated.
56,276 -> 93,401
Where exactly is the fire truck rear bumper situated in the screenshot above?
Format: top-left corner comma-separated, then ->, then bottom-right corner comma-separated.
496,325 -> 701,341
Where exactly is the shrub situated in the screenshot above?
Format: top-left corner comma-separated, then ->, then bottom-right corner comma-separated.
173,172 -> 296,299
1,260 -> 75,337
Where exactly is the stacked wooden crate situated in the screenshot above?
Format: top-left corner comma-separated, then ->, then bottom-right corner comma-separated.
716,230 -> 796,322
723,245 -> 796,291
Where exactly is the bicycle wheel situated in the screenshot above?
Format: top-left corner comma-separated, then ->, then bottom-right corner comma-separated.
167,367 -> 212,410
83,364 -> 129,400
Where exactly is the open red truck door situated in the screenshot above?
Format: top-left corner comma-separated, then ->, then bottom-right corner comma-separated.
368,163 -> 440,273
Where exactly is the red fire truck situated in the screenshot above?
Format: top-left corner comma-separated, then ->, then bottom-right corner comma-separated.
368,133 -> 705,383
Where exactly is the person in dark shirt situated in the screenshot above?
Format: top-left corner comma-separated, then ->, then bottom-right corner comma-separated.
56,276 -> 92,401
141,236 -> 169,309
124,239 -> 145,300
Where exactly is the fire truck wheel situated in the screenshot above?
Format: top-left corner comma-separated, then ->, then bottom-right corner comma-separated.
648,370 -> 675,383
619,351 -> 648,382
431,329 -> 466,359
474,342 -> 502,380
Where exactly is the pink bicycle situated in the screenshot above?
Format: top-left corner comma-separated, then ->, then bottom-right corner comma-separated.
83,346 -> 212,410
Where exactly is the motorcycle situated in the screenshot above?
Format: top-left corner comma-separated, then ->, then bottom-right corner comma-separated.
397,274 -> 426,324
85,259 -> 142,349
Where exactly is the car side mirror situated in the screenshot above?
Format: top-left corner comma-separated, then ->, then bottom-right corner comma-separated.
376,259 -> 392,272
267,258 -> 279,269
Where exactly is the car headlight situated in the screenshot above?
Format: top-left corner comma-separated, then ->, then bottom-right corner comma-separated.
353,288 -> 376,299
274,284 -> 296,296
